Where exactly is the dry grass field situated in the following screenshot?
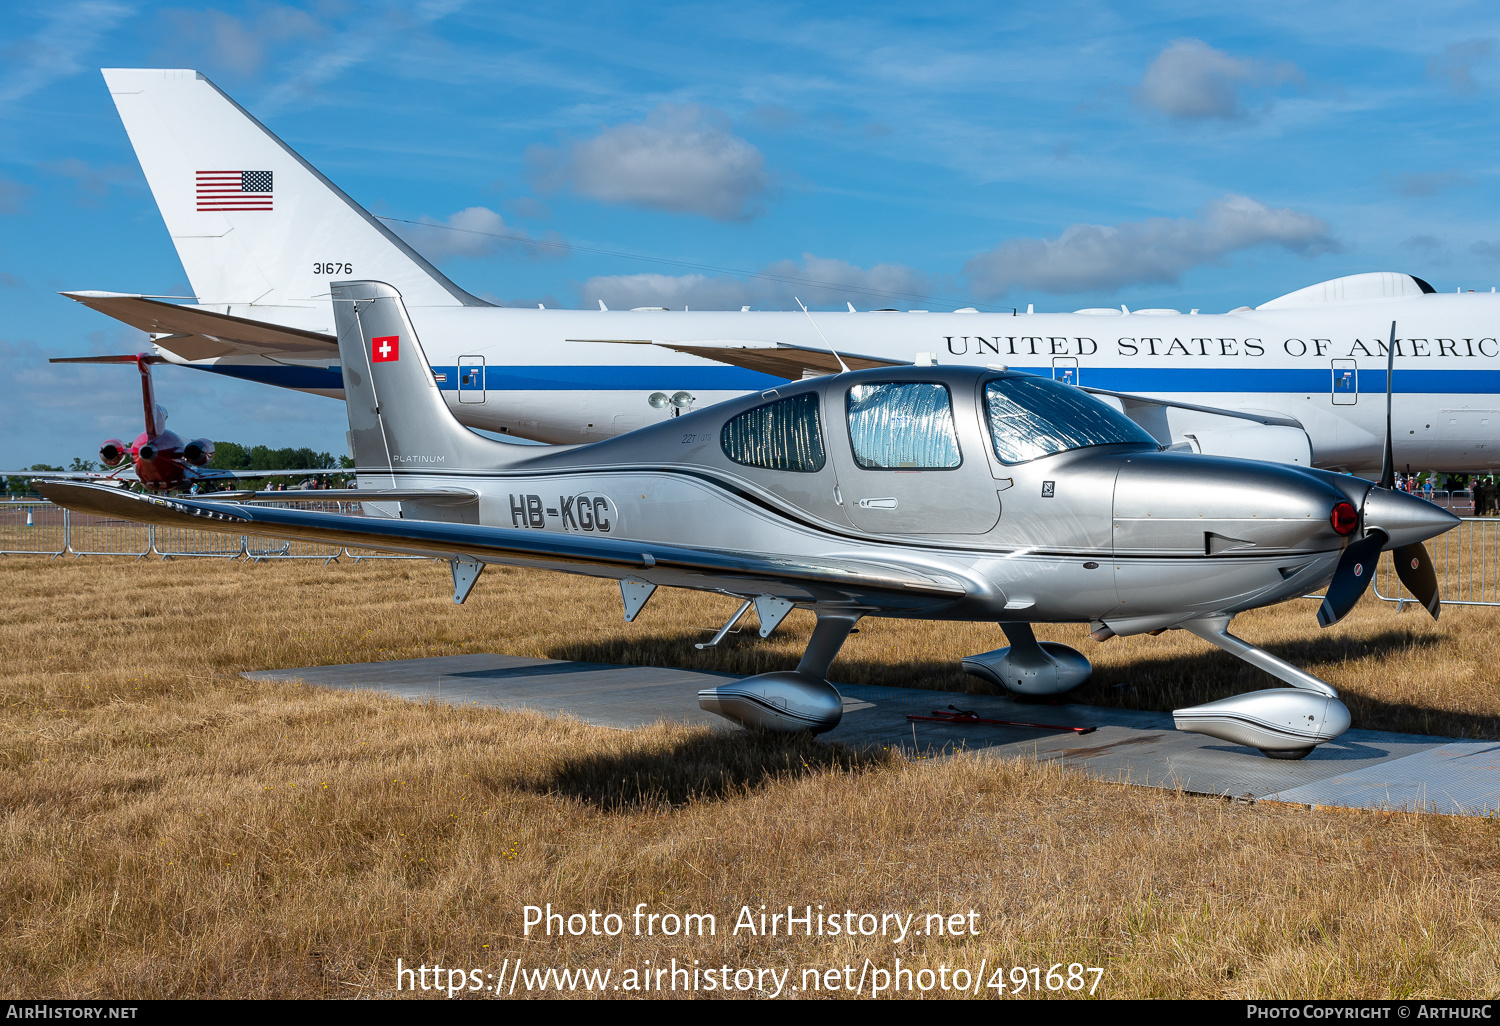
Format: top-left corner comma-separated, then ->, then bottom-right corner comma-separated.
1,554 -> 1498,1000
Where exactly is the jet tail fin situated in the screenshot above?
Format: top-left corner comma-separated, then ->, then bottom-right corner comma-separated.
102,69 -> 489,311
331,280 -> 521,478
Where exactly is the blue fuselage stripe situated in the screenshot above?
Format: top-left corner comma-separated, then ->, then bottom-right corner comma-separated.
192,363 -> 1500,394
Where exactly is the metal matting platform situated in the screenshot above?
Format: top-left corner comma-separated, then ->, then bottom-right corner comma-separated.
244,654 -> 1500,818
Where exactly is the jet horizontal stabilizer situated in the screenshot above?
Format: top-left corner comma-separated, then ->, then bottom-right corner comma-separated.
60,292 -> 338,360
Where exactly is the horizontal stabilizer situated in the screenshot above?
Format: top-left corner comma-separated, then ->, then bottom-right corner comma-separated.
570,338 -> 909,379
50,353 -> 167,365
61,292 -> 337,360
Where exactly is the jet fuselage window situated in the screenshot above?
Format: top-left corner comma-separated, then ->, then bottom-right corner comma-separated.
846,382 -> 961,469
720,392 -> 826,473
985,376 -> 1157,464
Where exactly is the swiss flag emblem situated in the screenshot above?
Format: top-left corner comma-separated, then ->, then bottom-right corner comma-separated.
372,335 -> 399,362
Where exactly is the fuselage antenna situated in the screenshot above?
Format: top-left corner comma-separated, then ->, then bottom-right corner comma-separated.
795,297 -> 851,373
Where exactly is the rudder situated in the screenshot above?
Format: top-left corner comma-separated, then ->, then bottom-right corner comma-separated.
332,280 -> 518,478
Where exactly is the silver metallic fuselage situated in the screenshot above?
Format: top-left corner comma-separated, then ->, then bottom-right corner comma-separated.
371,365 -> 1375,628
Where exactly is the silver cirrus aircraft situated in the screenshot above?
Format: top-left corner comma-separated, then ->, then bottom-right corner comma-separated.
39,281 -> 1461,760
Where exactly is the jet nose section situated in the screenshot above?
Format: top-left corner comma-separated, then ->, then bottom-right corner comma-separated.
1362,487 -> 1461,549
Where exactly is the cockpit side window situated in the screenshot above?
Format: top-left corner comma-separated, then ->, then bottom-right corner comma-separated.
846,382 -> 961,469
985,376 -> 1156,464
720,392 -> 826,472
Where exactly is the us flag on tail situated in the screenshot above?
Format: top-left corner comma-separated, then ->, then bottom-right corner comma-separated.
196,170 -> 273,211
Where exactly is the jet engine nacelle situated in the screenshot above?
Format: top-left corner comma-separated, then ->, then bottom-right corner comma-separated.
98,439 -> 129,467
962,641 -> 1092,695
183,438 -> 215,466
1182,425 -> 1313,467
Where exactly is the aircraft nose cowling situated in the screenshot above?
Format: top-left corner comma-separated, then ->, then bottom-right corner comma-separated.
1113,453 -> 1352,557
1361,487 -> 1461,550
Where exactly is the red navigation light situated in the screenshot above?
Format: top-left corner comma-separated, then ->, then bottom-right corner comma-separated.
1330,501 -> 1358,536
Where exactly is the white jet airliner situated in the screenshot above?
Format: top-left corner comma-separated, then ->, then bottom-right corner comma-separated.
65,69 -> 1500,477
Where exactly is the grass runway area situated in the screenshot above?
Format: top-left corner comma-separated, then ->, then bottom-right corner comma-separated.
1,555 -> 1498,999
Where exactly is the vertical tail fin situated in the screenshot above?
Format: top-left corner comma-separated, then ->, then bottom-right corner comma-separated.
135,356 -> 164,436
332,281 -> 517,476
103,69 -> 489,311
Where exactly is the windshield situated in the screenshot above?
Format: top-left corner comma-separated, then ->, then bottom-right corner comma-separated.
985,376 -> 1156,464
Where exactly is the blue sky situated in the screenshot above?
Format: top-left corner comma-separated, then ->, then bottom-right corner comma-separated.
3,0 -> 1499,463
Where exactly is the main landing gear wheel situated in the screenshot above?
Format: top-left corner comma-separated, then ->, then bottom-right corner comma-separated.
1260,746 -> 1314,761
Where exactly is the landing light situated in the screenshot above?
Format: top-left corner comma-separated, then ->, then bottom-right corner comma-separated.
1331,502 -> 1358,536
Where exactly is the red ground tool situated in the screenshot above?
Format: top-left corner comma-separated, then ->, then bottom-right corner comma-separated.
907,705 -> 1097,734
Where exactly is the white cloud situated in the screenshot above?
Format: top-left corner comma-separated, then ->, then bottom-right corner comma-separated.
1393,171 -> 1472,197
964,195 -> 1339,297
0,2 -> 131,106
390,206 -> 563,262
583,254 -> 936,310
0,176 -> 32,214
529,104 -> 771,222
1135,39 -> 1302,122
1429,39 -> 1493,94
39,158 -> 137,206
161,4 -> 324,77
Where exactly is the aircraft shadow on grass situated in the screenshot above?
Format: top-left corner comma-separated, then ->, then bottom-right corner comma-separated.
515,728 -> 892,810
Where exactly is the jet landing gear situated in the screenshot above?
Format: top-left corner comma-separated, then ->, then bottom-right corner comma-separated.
1170,615 -> 1351,759
961,622 -> 1093,696
697,612 -> 858,734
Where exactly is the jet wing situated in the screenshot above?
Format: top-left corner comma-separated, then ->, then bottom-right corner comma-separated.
569,338 -> 910,379
0,470 -> 134,482
1079,387 -> 1305,429
37,481 -> 967,609
597,338 -> 1310,443
189,468 -> 346,482
60,292 -> 338,361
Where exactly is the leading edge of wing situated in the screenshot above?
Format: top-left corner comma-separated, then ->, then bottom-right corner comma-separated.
36,481 -> 967,605
567,338 -> 910,380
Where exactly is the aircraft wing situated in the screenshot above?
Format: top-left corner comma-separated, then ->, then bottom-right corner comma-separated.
596,338 -> 1313,458
189,467 -> 345,482
60,292 -> 338,361
37,481 -> 967,609
568,338 -> 910,379
0,470 -> 134,482
1079,387 -> 1305,429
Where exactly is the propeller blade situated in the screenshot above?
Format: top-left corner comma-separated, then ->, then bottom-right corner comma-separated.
1318,529 -> 1389,628
1379,320 -> 1396,490
1392,542 -> 1441,620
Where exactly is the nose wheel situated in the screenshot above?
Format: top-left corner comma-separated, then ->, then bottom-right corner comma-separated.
1170,615 -> 1351,758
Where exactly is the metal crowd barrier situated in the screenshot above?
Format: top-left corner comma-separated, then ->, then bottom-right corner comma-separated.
0,500 -> 430,562
1376,516 -> 1500,608
0,502 -> 68,556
